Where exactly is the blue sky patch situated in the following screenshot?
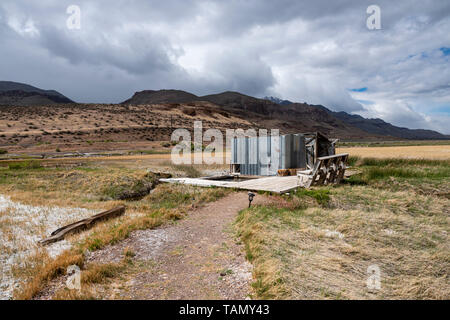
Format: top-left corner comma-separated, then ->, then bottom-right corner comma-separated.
440,47 -> 450,56
430,105 -> 450,114
349,87 -> 367,92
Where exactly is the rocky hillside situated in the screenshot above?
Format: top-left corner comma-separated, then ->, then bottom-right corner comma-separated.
0,81 -> 73,106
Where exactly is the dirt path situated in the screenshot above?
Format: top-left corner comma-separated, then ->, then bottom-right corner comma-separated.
73,192 -> 268,300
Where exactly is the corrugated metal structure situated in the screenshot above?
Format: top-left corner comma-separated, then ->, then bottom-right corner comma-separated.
231,132 -> 336,176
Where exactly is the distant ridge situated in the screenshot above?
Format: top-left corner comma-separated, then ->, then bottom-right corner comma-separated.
265,96 -> 449,140
330,111 -> 448,140
263,96 -> 293,106
0,81 -> 74,106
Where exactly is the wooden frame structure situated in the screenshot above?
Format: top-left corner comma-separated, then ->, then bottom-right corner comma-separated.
297,153 -> 349,188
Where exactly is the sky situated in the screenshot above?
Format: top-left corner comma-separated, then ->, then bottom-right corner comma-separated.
0,0 -> 449,133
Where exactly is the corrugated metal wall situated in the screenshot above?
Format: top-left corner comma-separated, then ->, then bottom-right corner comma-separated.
232,134 -> 306,176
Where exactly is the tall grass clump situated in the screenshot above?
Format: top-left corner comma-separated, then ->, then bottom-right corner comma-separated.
347,156 -> 360,167
351,157 -> 450,183
295,188 -> 331,206
365,167 -> 448,180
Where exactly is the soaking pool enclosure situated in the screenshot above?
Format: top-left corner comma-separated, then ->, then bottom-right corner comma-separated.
230,132 -> 338,176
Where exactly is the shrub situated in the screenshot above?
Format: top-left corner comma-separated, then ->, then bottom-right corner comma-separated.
170,164 -> 201,178
8,160 -> 42,170
101,174 -> 157,200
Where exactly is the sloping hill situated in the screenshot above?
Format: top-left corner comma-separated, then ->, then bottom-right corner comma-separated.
122,89 -> 199,105
0,81 -> 74,106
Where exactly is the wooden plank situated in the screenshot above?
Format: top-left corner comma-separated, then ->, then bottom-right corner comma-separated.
318,153 -> 349,161
161,176 -> 300,194
39,206 -> 125,245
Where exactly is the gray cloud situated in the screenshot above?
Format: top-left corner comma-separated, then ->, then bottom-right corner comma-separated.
38,26 -> 180,75
0,0 -> 449,132
203,50 -> 276,96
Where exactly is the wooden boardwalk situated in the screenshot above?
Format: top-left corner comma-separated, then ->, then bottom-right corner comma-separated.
160,176 -> 299,194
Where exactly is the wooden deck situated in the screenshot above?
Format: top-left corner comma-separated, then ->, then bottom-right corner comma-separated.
160,176 -> 299,194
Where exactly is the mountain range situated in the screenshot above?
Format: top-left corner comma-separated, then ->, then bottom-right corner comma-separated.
123,89 -> 449,140
0,81 -> 448,140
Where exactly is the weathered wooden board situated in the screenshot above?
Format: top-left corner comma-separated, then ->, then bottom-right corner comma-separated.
160,176 -> 299,194
39,206 -> 126,245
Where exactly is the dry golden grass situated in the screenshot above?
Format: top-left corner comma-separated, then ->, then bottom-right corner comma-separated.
0,161 -> 230,300
338,145 -> 450,160
235,159 -> 449,300
14,250 -> 84,300
0,102 -> 252,156
237,190 -> 449,299
50,261 -> 129,300
3,152 -> 448,300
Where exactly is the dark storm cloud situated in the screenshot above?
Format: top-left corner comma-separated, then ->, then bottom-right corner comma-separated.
38,26 -> 179,75
0,0 -> 449,132
203,50 -> 276,96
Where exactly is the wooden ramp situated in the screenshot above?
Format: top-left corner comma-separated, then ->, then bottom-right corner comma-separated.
160,176 -> 299,194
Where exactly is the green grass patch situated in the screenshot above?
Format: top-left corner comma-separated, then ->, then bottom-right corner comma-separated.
8,160 -> 43,170
365,167 -> 439,180
347,156 -> 359,167
295,188 -> 331,206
